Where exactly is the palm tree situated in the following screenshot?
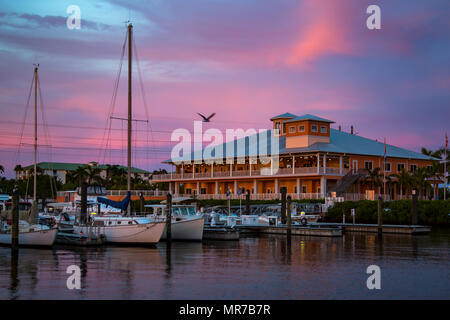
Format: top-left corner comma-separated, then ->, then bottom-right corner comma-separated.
0,165 -> 4,175
364,167 -> 383,193
72,165 -> 89,187
411,167 -> 431,199
85,165 -> 103,185
392,168 -> 412,199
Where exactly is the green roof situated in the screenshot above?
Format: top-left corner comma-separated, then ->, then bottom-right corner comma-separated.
270,113 -> 297,120
21,162 -> 149,173
285,114 -> 334,123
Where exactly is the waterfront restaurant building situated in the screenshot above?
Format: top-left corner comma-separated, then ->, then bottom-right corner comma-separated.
151,114 -> 435,200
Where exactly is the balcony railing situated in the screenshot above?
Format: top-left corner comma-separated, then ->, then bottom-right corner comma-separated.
152,167 -> 349,181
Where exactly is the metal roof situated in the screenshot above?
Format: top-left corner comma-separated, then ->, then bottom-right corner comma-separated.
284,114 -> 334,123
166,128 -> 435,163
270,113 -> 297,120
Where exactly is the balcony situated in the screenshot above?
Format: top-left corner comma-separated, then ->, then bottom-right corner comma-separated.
151,167 -> 348,181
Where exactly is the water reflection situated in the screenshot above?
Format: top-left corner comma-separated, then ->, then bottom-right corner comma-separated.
0,230 -> 449,299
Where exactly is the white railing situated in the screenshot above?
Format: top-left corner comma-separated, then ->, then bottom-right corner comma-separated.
151,167 -> 348,181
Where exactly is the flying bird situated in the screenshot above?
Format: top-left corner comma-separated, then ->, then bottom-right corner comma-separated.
197,113 -> 216,122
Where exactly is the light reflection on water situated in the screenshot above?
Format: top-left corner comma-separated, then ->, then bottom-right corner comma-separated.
1,230 -> 449,300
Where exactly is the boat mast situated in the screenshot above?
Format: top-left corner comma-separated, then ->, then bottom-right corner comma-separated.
127,23 -> 132,214
33,65 -> 38,202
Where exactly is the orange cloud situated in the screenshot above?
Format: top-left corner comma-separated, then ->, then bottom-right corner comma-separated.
286,0 -> 357,67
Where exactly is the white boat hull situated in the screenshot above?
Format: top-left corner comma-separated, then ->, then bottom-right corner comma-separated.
161,217 -> 204,241
0,228 -> 57,247
75,222 -> 166,245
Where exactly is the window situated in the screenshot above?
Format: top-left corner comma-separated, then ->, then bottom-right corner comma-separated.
320,126 -> 327,133
426,165 -> 433,171
364,161 -> 373,170
311,125 -> 318,132
185,188 -> 192,194
302,186 -> 307,193
298,125 -> 305,132
384,162 -> 391,172
283,123 -> 286,134
410,164 -> 417,172
397,163 -> 405,172
274,122 -> 281,136
289,126 -> 296,133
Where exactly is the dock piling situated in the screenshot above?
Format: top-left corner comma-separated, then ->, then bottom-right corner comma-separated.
377,196 -> 383,236
11,186 -> 19,252
287,196 -> 292,237
280,187 -> 287,224
245,189 -> 250,215
166,193 -> 172,242
139,192 -> 144,215
80,182 -> 87,224
412,190 -> 418,225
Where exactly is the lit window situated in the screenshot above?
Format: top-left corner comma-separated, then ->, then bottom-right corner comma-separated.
298,125 -> 305,132
289,126 -> 296,133
311,125 -> 318,132
320,126 -> 327,133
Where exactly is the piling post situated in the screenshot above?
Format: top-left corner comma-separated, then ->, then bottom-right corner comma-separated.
11,186 -> 19,252
411,189 -> 418,225
287,196 -> 292,237
80,182 -> 87,224
245,189 -> 250,215
166,193 -> 172,242
280,187 -> 287,224
139,192 -> 144,215
342,206 -> 345,224
377,196 -> 383,236
97,203 -> 101,216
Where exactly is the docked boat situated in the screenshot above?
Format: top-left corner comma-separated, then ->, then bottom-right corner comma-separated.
0,220 -> 57,247
146,205 -> 204,241
73,216 -> 166,245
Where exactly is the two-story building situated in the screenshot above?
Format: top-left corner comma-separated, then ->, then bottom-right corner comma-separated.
151,113 -> 436,200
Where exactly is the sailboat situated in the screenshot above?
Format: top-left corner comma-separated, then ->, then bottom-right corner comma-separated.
72,24 -> 166,245
0,65 -> 57,247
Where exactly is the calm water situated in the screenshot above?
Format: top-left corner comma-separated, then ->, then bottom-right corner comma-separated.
1,230 -> 449,300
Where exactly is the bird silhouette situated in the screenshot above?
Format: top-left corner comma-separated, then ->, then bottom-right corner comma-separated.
197,113 -> 216,122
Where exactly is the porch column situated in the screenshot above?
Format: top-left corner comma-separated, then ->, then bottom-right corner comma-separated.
193,163 -> 195,178
169,182 -> 174,194
230,163 -> 232,176
275,178 -> 279,194
196,181 -> 200,195
323,154 -> 327,174
182,163 -> 184,178
234,180 -> 238,194
253,179 -> 257,194
249,158 -> 252,176
339,156 -> 343,175
270,157 -> 273,175
320,176 -> 327,197
174,182 -> 179,195
296,178 -> 301,196
215,181 -> 219,194
171,164 -> 173,179
211,163 -> 213,177
317,153 -> 320,174
292,155 -> 295,174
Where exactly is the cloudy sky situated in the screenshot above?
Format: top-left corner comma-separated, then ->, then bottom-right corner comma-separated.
0,0 -> 449,177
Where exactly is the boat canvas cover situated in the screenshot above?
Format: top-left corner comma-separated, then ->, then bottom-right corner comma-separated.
97,192 -> 131,211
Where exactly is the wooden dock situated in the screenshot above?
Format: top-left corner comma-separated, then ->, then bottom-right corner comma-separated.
203,226 -> 240,241
236,225 -> 342,237
316,223 -> 431,234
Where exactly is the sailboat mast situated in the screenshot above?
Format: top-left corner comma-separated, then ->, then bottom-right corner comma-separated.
33,66 -> 38,202
127,23 -> 132,193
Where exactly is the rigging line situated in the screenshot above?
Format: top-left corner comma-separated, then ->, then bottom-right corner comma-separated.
15,71 -> 35,167
133,37 -> 156,154
98,29 -> 128,161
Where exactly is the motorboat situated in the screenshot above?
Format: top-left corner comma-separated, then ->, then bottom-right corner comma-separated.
145,204 -> 204,241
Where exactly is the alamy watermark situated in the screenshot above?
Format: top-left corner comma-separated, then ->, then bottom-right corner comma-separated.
66,5 -> 81,30
170,121 -> 280,175
66,265 -> 81,290
366,265 -> 381,290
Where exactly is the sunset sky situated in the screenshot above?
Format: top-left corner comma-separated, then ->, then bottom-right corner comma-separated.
0,0 -> 449,178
